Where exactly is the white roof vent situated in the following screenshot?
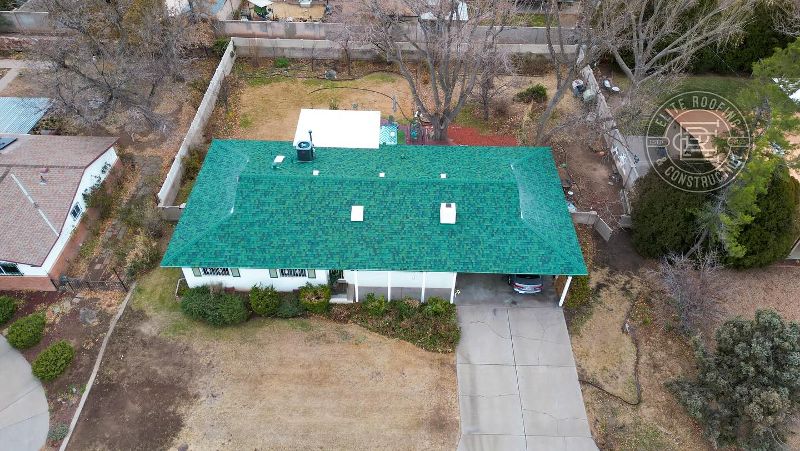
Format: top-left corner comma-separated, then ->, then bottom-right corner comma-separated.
379,172 -> 385,178
440,173 -> 447,179
351,205 -> 364,222
272,155 -> 286,169
440,202 -> 456,224
312,169 -> 320,176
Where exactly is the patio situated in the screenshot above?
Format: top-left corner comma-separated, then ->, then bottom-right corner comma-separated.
243,0 -> 326,21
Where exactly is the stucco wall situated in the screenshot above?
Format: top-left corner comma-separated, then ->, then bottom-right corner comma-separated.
181,267 -> 329,291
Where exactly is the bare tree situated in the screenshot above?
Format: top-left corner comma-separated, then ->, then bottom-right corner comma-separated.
328,5 -> 359,76
657,252 -> 725,337
472,49 -> 514,121
349,0 -> 515,141
32,0 -> 197,135
598,0 -> 755,94
531,0 -> 605,145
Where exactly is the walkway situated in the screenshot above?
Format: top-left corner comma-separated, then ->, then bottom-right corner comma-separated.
456,303 -> 596,451
0,336 -> 49,451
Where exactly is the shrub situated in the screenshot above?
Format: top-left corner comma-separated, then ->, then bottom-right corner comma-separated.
275,295 -> 304,318
726,166 -> 800,268
180,287 -> 248,327
250,285 -> 280,316
47,423 -> 69,442
630,167 -> 710,258
0,295 -> 17,325
6,313 -> 46,349
669,310 -> 800,450
390,297 -> 418,320
514,84 -> 547,103
83,180 -> 115,220
274,57 -> 290,68
362,293 -> 387,316
32,341 -> 75,382
422,296 -> 451,317
562,276 -> 591,310
298,284 -> 331,314
212,37 -> 230,57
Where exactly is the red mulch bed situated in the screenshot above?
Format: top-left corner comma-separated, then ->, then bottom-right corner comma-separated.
448,125 -> 518,146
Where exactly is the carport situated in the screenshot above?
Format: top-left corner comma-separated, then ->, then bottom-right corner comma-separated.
454,273 -> 575,307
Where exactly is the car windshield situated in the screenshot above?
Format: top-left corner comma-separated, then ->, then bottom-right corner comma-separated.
518,274 -> 541,281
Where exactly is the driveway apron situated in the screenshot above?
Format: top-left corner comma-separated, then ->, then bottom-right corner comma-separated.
456,303 -> 597,451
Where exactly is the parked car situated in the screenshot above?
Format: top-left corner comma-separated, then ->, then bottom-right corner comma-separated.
508,274 -> 543,294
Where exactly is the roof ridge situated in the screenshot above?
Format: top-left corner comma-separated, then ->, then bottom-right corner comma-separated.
238,172 -> 517,184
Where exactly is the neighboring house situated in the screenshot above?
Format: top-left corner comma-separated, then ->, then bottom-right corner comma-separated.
162,135 -> 587,304
663,108 -> 735,161
0,134 -> 119,291
0,97 -> 51,134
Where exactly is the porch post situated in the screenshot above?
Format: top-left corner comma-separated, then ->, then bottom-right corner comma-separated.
354,270 -> 359,302
450,273 -> 457,304
387,271 -> 392,301
559,275 -> 573,307
421,272 -> 427,303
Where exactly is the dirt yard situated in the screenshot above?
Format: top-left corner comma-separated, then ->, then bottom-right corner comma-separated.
68,269 -> 459,450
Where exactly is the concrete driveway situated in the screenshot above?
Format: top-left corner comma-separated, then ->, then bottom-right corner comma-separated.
0,336 -> 48,451
456,302 -> 596,451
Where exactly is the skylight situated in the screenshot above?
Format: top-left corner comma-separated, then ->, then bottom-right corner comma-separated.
440,203 -> 456,224
351,205 -> 364,222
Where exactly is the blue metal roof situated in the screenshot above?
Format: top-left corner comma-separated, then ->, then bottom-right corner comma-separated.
0,97 -> 51,134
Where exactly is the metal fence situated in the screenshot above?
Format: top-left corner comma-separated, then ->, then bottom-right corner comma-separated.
58,270 -> 130,293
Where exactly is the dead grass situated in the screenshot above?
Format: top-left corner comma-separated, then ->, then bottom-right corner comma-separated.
129,269 -> 460,450
573,267 -> 709,451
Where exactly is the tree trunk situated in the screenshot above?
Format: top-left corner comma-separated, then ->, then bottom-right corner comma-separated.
432,115 -> 450,142
533,81 -> 569,146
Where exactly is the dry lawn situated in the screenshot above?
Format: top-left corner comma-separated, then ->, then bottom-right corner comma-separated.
572,267 -> 709,451
173,318 -> 459,450
127,269 -> 459,451
712,265 -> 800,328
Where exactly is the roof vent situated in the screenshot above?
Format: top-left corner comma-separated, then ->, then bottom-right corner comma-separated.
378,172 -> 385,178
440,202 -> 456,224
440,173 -> 447,179
351,205 -> 364,222
272,155 -> 286,169
312,169 -> 320,176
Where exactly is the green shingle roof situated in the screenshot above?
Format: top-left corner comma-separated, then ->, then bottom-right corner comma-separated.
161,140 -> 587,275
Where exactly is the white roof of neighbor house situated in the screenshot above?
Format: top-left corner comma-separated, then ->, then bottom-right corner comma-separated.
293,109 -> 382,149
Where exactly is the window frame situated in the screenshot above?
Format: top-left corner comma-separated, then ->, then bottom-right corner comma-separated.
70,203 -> 82,220
191,267 -> 201,277
231,268 -> 240,278
269,269 -> 278,278
279,269 -> 307,278
307,269 -> 316,279
0,262 -> 22,276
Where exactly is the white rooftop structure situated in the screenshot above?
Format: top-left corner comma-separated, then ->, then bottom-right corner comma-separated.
293,109 -> 382,149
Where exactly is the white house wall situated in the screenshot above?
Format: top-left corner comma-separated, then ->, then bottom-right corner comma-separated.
181,267 -> 329,291
342,270 -> 455,288
8,147 -> 118,277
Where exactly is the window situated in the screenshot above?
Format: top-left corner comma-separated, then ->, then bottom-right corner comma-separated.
201,267 -> 230,276
269,269 -> 278,278
231,268 -> 240,277
0,262 -> 22,276
279,269 -> 307,277
191,268 -> 201,277
70,203 -> 82,220
307,269 -> 316,279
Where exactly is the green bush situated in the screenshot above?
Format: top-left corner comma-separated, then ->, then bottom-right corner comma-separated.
274,57 -> 290,68
631,167 -> 710,258
180,287 -> 248,327
726,166 -> 800,268
0,295 -> 17,325
250,285 -> 280,316
422,296 -> 450,317
563,276 -> 591,310
298,284 -> 331,314
32,341 -> 75,382
47,423 -> 69,442
212,37 -> 230,57
6,313 -> 46,349
362,293 -> 387,316
389,297 -> 418,320
275,295 -> 304,318
83,180 -> 115,220
669,310 -> 800,450
514,84 -> 547,103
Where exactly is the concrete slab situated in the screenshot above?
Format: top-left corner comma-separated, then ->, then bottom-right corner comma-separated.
456,304 -> 596,451
509,308 -> 576,367
458,433 -> 527,451
456,306 -> 513,365
517,366 -> 592,438
0,337 -> 48,451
